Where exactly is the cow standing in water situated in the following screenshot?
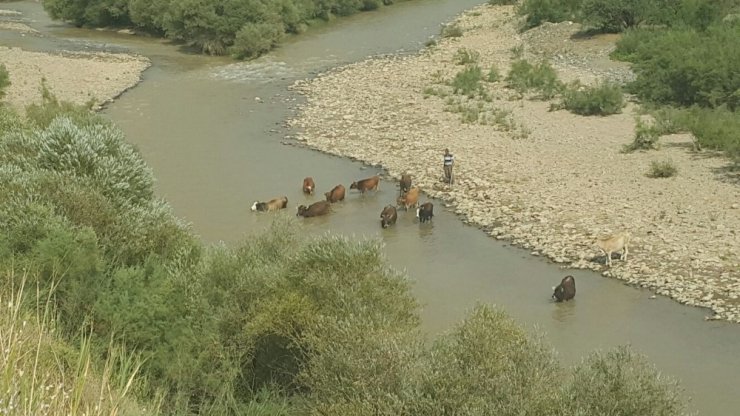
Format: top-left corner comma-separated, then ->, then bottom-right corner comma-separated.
350,175 -> 380,194
324,184 -> 346,203
416,202 -> 434,223
552,275 -> 576,302
251,196 -> 288,212
302,177 -> 315,195
297,201 -> 331,217
380,205 -> 398,228
397,187 -> 420,211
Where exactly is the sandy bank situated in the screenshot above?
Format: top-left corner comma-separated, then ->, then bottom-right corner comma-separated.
289,5 -> 740,321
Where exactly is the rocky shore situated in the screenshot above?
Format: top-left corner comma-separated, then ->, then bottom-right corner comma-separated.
288,5 -> 740,321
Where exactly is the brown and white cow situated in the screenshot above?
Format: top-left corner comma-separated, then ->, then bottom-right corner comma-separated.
396,187 -> 420,211
380,205 -> 398,228
349,175 -> 380,193
251,196 -> 288,212
296,200 -> 331,217
416,202 -> 434,223
399,174 -> 412,196
552,275 -> 576,302
302,177 -> 315,195
324,184 -> 346,203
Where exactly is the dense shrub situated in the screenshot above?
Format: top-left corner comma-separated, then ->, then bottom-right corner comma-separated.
441,22 -> 464,37
620,24 -> 740,110
410,305 -> 562,415
42,0 -> 402,58
580,0 -> 669,32
681,106 -> 740,167
488,0 -> 518,5
505,59 -> 563,98
559,81 -> 624,115
517,0 -> 583,30
563,346 -> 688,415
230,21 -> 285,59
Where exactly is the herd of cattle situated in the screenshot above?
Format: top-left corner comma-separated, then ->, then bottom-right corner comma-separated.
249,174 -> 640,303
250,174 -> 434,227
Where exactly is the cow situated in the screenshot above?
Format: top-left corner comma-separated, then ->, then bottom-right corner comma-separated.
396,187 -> 420,211
324,184 -> 346,203
596,231 -> 630,266
552,275 -> 576,302
349,175 -> 380,194
302,177 -> 315,195
399,174 -> 412,196
296,200 -> 331,218
251,196 -> 288,212
380,205 -> 398,228
416,202 -> 434,223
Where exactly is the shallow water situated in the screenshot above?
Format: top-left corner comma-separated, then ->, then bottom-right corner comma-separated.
4,1 -> 740,413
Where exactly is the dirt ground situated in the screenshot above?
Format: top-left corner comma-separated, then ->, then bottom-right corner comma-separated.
289,5 -> 740,322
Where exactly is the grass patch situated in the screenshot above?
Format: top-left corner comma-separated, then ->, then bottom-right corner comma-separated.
647,159 -> 678,178
454,48 -> 480,65
623,118 -> 661,152
486,65 -> 501,82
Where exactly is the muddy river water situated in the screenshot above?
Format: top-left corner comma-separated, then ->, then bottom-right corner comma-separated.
3,1 -> 740,413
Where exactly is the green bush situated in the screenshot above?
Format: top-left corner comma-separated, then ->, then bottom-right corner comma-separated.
451,65 -> 484,97
486,65 -> 501,82
517,0 -> 583,30
580,0 -> 668,32
454,47 -> 480,65
560,81 -> 624,115
489,0 -> 518,4
230,21 -> 285,60
621,25 -> 740,110
410,305 -> 562,415
505,59 -> 563,98
563,346 -> 689,415
682,106 -> 740,167
648,159 -> 678,178
623,118 -> 661,152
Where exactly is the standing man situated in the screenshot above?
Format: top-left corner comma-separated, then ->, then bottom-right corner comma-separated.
443,148 -> 454,184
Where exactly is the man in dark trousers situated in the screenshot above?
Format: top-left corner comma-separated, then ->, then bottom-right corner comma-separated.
443,148 -> 454,184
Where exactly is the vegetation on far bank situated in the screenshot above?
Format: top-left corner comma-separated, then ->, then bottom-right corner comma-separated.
0,86 -> 692,414
41,0 -> 406,58
510,0 -> 740,166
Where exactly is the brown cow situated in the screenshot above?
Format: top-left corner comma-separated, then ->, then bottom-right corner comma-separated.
380,205 -> 398,228
297,200 -> 331,217
302,177 -> 315,195
324,184 -> 346,203
349,175 -> 380,193
552,275 -> 576,302
251,196 -> 288,212
396,187 -> 420,211
416,202 -> 434,223
399,174 -> 412,196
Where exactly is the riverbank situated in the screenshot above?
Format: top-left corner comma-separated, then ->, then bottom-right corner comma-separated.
1,6 -> 150,111
289,5 -> 740,322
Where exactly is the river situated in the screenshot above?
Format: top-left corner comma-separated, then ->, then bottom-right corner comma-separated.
3,1 -> 740,414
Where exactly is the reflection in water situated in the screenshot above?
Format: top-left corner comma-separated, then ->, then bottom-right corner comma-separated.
551,301 -> 577,323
